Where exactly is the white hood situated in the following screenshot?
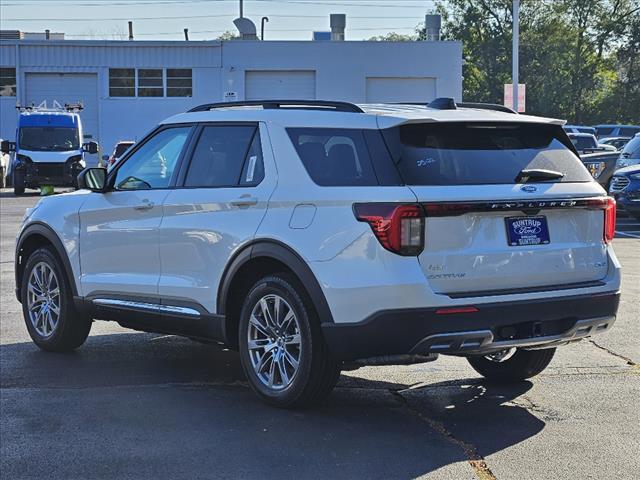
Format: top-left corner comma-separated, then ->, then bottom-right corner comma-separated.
19,149 -> 81,163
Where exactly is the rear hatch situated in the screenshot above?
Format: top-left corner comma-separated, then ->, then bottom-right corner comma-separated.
381,121 -> 612,295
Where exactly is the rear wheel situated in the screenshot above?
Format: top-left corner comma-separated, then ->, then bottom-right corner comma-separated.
21,247 -> 91,352
0,166 -> 5,188
467,347 -> 555,382
13,170 -> 25,195
238,274 -> 341,408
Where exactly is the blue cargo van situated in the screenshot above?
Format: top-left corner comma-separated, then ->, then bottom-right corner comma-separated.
0,104 -> 98,195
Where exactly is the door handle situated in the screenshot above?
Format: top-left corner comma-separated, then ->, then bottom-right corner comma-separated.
134,200 -> 155,211
231,196 -> 258,208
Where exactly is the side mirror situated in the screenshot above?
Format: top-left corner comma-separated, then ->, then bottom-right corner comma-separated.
1,140 -> 16,154
77,167 -> 108,192
83,141 -> 99,155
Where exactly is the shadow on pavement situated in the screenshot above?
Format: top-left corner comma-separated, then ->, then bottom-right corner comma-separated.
1,332 -> 545,479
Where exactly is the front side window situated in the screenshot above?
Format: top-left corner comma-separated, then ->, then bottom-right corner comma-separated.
185,125 -> 262,188
287,128 -> 378,186
0,67 -> 16,97
19,127 -> 79,151
114,127 -> 191,190
138,69 -> 163,97
109,68 -> 135,97
620,127 -> 640,137
383,122 -> 592,185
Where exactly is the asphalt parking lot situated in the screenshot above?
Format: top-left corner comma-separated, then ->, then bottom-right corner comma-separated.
1,189 -> 638,480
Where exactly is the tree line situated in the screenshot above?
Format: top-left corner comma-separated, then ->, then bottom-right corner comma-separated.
369,0 -> 640,125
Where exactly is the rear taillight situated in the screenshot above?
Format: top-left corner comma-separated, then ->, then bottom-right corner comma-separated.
354,203 -> 425,256
604,197 -> 616,244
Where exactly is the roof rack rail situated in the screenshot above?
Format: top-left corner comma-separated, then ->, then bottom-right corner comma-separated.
188,100 -> 364,113
427,97 -> 517,114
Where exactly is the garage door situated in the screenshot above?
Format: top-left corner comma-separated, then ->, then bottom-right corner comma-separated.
26,73 -> 99,164
365,77 -> 436,103
245,71 -> 316,100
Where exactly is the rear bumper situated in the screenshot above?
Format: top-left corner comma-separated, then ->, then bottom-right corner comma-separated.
321,292 -> 620,361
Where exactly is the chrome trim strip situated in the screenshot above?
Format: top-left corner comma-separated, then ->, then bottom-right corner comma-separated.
92,298 -> 201,317
410,315 -> 616,355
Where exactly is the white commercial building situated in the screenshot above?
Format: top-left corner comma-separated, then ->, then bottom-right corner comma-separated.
0,38 -> 462,162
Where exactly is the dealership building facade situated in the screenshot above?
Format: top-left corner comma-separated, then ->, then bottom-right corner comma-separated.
0,38 -> 462,160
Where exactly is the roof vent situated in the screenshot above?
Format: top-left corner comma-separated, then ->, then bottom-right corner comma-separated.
233,17 -> 258,40
330,14 -> 346,41
424,14 -> 442,41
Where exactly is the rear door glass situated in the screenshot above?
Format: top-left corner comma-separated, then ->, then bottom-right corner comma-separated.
287,128 -> 378,186
382,122 -> 592,185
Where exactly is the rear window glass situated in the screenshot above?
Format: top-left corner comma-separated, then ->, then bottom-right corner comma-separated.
596,127 -> 615,136
382,122 -> 592,185
570,135 -> 596,150
619,127 -> 640,137
288,128 -> 378,186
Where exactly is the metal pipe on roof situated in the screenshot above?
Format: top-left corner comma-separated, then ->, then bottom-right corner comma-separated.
330,14 -> 346,41
261,17 -> 269,41
128,21 -> 134,41
184,28 -> 189,41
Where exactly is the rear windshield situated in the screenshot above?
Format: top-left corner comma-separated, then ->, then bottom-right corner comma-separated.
382,122 -> 592,185
596,127 -> 615,136
570,135 -> 596,150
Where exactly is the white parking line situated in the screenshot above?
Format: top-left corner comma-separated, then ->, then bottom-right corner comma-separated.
615,231 -> 640,239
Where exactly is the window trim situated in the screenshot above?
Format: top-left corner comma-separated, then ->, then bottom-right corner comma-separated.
107,123 -> 197,192
176,121 -> 264,189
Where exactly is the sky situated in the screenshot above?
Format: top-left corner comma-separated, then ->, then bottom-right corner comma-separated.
0,0 -> 438,41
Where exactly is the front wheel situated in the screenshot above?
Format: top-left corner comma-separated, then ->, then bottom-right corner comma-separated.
467,347 -> 556,382
21,247 -> 92,352
238,274 -> 341,408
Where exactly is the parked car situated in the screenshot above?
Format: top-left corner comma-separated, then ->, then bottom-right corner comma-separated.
599,136 -> 631,151
0,104 -> 98,195
106,140 -> 135,172
0,138 -> 9,188
15,99 -> 620,408
609,165 -> 640,221
594,124 -> 640,140
564,125 -> 597,136
615,133 -> 640,170
580,151 -> 620,189
567,132 -> 617,154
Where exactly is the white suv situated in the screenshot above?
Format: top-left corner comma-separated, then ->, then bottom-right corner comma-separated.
15,99 -> 621,407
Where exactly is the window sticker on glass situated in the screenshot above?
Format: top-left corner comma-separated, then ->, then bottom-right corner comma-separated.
246,155 -> 257,183
417,157 -> 436,167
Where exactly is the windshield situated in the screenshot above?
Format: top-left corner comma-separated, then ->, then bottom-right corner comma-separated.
621,136 -> 640,158
19,126 -> 80,152
382,122 -> 592,185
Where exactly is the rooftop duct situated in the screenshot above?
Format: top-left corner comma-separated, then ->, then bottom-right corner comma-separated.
424,14 -> 441,41
330,14 -> 346,41
233,17 -> 258,40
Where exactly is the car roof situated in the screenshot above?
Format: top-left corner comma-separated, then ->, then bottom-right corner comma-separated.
18,111 -> 79,127
594,124 -> 639,128
162,103 -> 565,129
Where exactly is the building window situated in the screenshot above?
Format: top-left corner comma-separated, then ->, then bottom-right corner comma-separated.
0,67 -> 17,97
167,69 -> 192,97
109,68 -> 135,97
138,68 -> 163,97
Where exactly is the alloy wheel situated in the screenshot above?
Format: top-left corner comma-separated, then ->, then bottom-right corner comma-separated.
247,294 -> 302,390
27,261 -> 61,338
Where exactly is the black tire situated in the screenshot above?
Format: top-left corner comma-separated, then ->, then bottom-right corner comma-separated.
467,348 -> 556,382
21,247 -> 91,352
238,274 -> 341,408
13,170 -> 25,195
0,166 -> 5,188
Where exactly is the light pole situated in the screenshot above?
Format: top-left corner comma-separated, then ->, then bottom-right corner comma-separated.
512,0 -> 520,112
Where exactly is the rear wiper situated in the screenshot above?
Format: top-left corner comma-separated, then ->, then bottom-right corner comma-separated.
515,169 -> 565,183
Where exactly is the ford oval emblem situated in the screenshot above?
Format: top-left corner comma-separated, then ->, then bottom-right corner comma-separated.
521,185 -> 538,193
